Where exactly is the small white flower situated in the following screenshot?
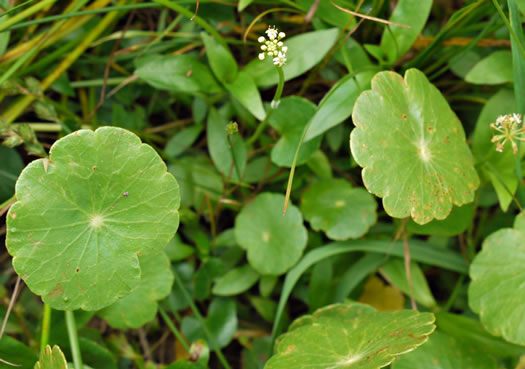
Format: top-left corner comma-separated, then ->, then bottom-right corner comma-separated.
257,26 -> 287,67
266,26 -> 278,40
273,51 -> 286,67
490,113 -> 525,154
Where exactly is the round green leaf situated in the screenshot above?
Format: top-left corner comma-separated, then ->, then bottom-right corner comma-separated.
392,331 -> 498,369
6,127 -> 180,311
234,193 -> 307,275
266,303 -> 435,369
468,212 -> 525,345
268,97 -> 320,167
300,179 -> 377,240
350,69 -> 479,224
98,251 -> 174,329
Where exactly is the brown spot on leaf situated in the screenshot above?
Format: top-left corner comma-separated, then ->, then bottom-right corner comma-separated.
402,113 -> 407,120
49,284 -> 63,298
9,212 -> 16,219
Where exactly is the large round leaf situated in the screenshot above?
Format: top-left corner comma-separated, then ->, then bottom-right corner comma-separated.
266,303 -> 435,369
392,331 -> 498,369
300,178 -> 377,240
468,212 -> 525,345
350,69 -> 479,224
6,127 -> 180,311
234,193 -> 307,275
98,251 -> 174,329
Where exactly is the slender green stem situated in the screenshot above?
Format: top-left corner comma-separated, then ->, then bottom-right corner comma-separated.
246,67 -> 285,146
442,275 -> 466,312
0,195 -> 15,210
12,123 -> 63,132
152,0 -> 228,48
2,0 -> 126,123
158,305 -> 191,352
2,3 -> 163,31
172,269 -> 232,369
492,0 -> 525,59
40,304 -> 52,355
0,0 -> 56,33
65,311 -> 83,369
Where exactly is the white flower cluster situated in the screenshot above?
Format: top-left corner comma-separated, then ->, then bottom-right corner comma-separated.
490,113 -> 524,154
258,26 -> 287,67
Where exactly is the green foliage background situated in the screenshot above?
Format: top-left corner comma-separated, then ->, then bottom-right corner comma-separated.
1,0 -> 525,368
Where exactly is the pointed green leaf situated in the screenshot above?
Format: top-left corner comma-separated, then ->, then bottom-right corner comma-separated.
243,29 -> 339,88
234,193 -> 307,275
225,71 -> 266,120
212,264 -> 260,296
392,331 -> 498,369
98,251 -> 174,329
301,179 -> 377,240
350,69 -> 479,224
266,303 -> 435,369
269,97 -> 320,167
135,54 -> 222,94
34,345 -> 68,369
201,32 -> 238,84
207,109 -> 247,181
379,0 -> 433,63
0,145 -> 23,202
465,51 -> 514,85
6,127 -> 180,311
304,71 -> 375,142
472,88 -> 518,211
469,212 -> 525,345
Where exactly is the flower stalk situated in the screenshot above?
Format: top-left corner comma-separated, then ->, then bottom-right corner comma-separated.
246,26 -> 287,146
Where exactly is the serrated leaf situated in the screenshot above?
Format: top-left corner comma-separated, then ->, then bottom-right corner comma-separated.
469,212 -> 525,345
6,127 -> 180,311
98,251 -> 173,329
266,303 -> 435,369
34,345 -> 68,369
350,69 -> 479,224
234,193 -> 307,275
243,29 -> 339,88
268,97 -> 320,167
301,178 -> 377,240
392,331 -> 498,369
